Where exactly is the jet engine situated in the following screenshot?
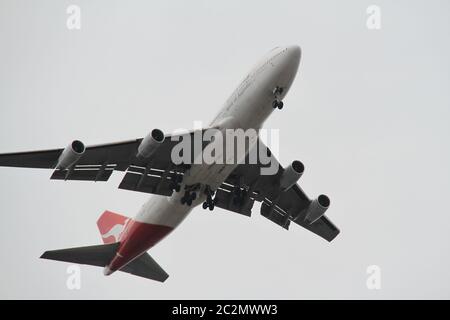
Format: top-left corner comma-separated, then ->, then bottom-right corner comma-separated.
137,129 -> 165,158
303,194 -> 330,224
56,140 -> 85,169
279,160 -> 304,191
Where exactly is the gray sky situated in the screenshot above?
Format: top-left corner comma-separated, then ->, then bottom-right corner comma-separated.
0,0 -> 449,299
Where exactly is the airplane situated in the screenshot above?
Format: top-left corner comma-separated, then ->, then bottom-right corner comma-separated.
0,45 -> 339,282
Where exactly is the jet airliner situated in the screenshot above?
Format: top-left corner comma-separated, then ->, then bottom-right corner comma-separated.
0,46 -> 339,282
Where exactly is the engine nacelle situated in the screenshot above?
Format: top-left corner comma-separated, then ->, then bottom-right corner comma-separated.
56,140 -> 85,169
137,128 -> 165,158
280,160 -> 304,191
303,195 -> 330,224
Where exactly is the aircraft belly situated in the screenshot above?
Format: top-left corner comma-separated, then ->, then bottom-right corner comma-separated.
134,194 -> 194,229
191,163 -> 238,189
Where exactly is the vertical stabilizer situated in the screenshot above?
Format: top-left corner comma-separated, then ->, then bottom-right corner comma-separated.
97,210 -> 130,244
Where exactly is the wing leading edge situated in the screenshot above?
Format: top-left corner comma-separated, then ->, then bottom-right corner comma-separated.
0,139 -> 141,181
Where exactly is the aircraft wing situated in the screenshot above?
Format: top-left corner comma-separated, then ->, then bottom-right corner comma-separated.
215,140 -> 340,242
0,132 -> 339,241
0,139 -> 141,180
0,130 -> 202,196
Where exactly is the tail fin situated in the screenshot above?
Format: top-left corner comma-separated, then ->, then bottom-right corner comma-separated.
41,210 -> 169,282
97,210 -> 130,244
40,243 -> 168,282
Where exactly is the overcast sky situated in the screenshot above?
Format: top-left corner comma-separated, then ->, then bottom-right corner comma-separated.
0,0 -> 449,299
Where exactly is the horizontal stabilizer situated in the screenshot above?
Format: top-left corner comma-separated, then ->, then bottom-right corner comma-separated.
121,252 -> 169,282
40,243 -> 120,267
41,243 -> 169,282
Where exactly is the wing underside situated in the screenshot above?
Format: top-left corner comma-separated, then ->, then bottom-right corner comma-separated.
0,133 -> 339,241
213,141 -> 340,242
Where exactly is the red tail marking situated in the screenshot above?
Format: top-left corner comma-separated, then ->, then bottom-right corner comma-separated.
97,210 -> 129,244
107,220 -> 173,272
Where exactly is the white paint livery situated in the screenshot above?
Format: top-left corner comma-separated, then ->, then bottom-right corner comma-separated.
135,45 -> 301,228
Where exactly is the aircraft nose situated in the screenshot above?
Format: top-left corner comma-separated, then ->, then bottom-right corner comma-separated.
278,45 -> 301,77
286,45 -> 301,64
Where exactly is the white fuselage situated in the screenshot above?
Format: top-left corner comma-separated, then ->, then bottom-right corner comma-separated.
135,46 -> 301,232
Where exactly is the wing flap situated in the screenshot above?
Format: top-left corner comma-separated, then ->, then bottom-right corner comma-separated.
50,165 -> 115,181
213,186 -> 254,217
294,216 -> 340,242
118,166 -> 175,196
260,201 -> 291,230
